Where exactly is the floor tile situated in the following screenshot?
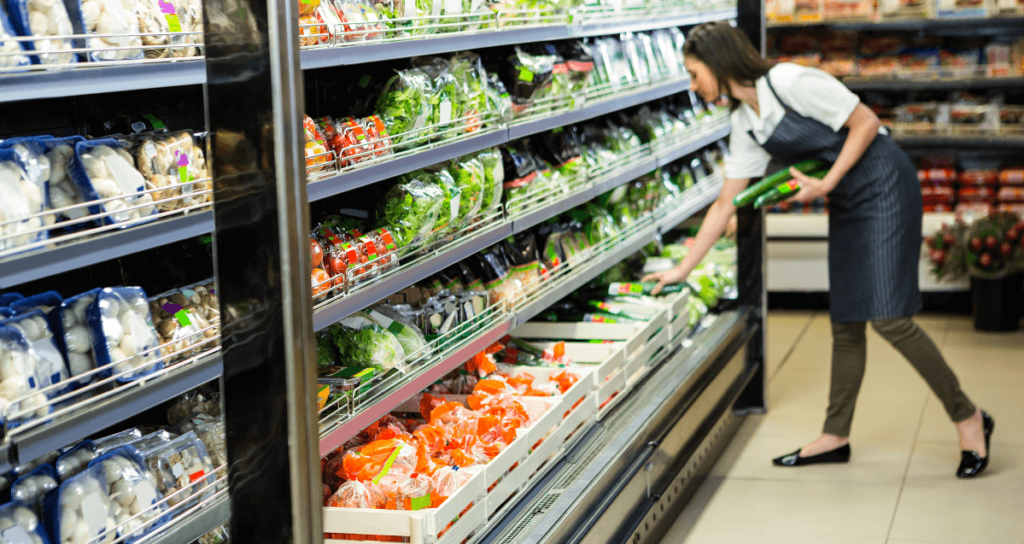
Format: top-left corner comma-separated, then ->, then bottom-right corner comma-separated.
683,478 -> 901,540
668,530 -> 884,544
888,486 -> 1024,544
916,382 -> 1024,446
766,311 -> 816,379
905,441 -> 1024,492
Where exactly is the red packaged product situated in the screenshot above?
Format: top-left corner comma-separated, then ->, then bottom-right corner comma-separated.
362,115 -> 393,159
959,170 -> 999,186
919,168 -> 957,185
956,202 -> 992,215
304,115 -> 331,176
958,186 -> 995,202
923,203 -> 955,213
316,225 -> 355,288
336,117 -> 375,167
996,203 -> 1024,217
921,186 -> 955,205
1000,169 -> 1024,186
997,187 -> 1024,203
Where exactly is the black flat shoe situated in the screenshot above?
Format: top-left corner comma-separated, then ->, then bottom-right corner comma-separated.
772,444 -> 851,467
957,410 -> 994,478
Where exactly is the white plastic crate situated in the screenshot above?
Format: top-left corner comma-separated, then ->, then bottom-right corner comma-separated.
503,365 -> 594,421
323,468 -> 487,544
514,321 -> 648,355
668,311 -> 691,342
514,340 -> 628,419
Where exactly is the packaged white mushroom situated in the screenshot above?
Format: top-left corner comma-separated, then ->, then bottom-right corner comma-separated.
5,0 -> 78,67
55,441 -> 97,483
42,464 -> 116,544
39,136 -> 90,226
88,446 -> 170,542
9,465 -> 59,514
55,289 -> 102,387
0,147 -> 47,254
132,131 -> 209,213
8,290 -> 61,314
86,287 -> 163,382
0,501 -> 48,544
93,428 -> 142,456
69,0 -> 144,61
71,140 -> 155,226
0,309 -> 71,396
136,431 -> 214,514
0,326 -> 52,427
0,5 -> 31,70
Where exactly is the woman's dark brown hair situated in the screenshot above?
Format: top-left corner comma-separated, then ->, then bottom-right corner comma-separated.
683,21 -> 773,110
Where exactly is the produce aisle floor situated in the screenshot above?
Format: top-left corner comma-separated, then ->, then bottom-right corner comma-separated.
660,311 -> 1024,544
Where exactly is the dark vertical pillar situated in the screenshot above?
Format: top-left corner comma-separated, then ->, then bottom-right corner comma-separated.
735,205 -> 767,412
202,0 -> 322,538
735,0 -> 765,55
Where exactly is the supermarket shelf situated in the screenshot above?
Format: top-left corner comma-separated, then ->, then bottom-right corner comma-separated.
311,221 -> 514,331
318,318 -> 513,456
1,351 -> 223,471
766,14 -> 1024,30
571,8 -> 738,36
508,77 -> 692,140
892,134 -> 1024,149
591,157 -> 659,196
844,75 -> 1024,91
301,26 -> 569,68
0,210 -> 214,290
0,60 -> 206,104
656,173 -> 724,232
654,122 -> 732,167
511,186 -> 598,234
765,211 -> 956,239
306,129 -> 509,202
142,493 -> 230,544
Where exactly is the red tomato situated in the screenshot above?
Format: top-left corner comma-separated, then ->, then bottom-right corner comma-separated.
1000,242 -> 1012,257
941,232 -> 955,246
979,252 -> 993,268
311,239 -> 323,269
970,237 -> 982,252
985,235 -> 998,248
326,254 -> 347,287
312,268 -> 331,298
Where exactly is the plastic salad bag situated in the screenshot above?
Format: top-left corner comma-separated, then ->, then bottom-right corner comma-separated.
484,72 -> 514,123
427,167 -> 462,237
365,306 -> 427,358
376,68 -> 432,149
329,313 -> 407,372
499,144 -> 538,213
476,148 -> 504,213
449,156 -> 485,221
450,53 -> 489,133
6,0 -> 77,67
71,140 -> 156,226
376,176 -> 444,251
411,58 -> 465,141
505,47 -> 555,113
86,287 -> 163,382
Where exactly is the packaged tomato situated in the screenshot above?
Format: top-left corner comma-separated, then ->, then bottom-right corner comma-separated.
960,169 -> 999,186
317,227 -> 353,289
333,0 -> 368,43
314,2 -> 346,43
299,0 -> 320,16
303,115 -> 331,176
997,187 -> 1024,203
299,14 -> 324,45
999,168 -> 1024,186
336,118 -> 374,167
958,186 -> 995,202
363,115 -> 393,159
919,168 -> 957,186
921,186 -> 955,205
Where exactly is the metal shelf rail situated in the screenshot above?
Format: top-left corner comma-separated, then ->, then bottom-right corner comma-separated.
765,14 -> 1024,30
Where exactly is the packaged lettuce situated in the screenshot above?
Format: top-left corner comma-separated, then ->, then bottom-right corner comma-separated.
376,177 -> 444,251
450,53 -> 489,132
500,144 -> 538,213
375,69 -> 432,148
476,148 -> 504,213
330,314 -> 407,372
448,157 -> 484,221
505,47 -> 555,112
484,73 -> 514,123
365,306 -> 427,358
426,168 -> 461,237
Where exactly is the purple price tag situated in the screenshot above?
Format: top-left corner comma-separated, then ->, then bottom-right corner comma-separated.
162,303 -> 184,314
158,0 -> 176,14
175,150 -> 189,167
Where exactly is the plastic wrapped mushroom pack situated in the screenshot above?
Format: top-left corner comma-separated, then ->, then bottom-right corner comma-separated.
148,280 -> 220,361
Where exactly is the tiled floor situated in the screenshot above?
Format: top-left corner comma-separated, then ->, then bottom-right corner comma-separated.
660,311 -> 1024,544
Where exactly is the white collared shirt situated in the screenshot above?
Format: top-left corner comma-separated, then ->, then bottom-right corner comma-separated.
724,63 -> 883,180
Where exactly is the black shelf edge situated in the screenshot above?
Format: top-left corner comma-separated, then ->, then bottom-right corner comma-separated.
510,187 -> 598,235
654,123 -> 731,167
572,8 -> 738,36
312,222 -> 514,331
766,14 -> 1024,30
892,134 -> 1024,149
306,130 -> 509,202
301,26 -> 569,69
318,318 -> 513,455
0,210 -> 214,290
508,77 -> 691,140
844,75 -> 1024,91
0,61 -> 206,104
5,352 -> 223,468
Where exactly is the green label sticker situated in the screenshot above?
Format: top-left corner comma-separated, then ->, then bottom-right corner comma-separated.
165,13 -> 182,32
409,494 -> 431,511
387,321 -> 404,336
518,68 -> 534,82
371,447 -> 403,485
178,165 -> 188,184
199,235 -> 212,245
174,310 -> 192,327
140,114 -> 166,130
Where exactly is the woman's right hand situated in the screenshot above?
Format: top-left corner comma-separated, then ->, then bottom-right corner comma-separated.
641,266 -> 690,296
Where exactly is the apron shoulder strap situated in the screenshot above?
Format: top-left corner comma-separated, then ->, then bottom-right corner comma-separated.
764,73 -> 793,113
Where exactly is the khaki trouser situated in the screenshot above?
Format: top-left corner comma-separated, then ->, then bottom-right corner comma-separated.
824,317 -> 977,438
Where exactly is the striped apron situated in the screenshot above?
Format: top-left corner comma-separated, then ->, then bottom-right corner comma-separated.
755,76 -> 922,322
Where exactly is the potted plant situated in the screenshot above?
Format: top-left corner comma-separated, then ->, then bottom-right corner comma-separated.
926,211 -> 1024,331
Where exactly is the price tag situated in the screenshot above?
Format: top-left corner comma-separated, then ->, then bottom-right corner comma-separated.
519,68 -> 534,82
80,493 -> 109,535
1,526 -> 32,544
409,494 -> 431,511
439,101 -> 452,125
443,0 -> 462,14
431,0 -> 442,16
449,192 -> 460,221
158,0 -> 183,32
33,338 -> 66,378
135,480 -> 157,507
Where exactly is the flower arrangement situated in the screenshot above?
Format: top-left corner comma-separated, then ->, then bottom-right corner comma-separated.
927,211 -> 1024,280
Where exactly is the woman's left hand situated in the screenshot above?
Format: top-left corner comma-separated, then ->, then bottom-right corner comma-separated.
787,167 -> 837,203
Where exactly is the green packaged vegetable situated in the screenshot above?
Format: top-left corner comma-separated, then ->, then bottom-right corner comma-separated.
449,156 -> 485,221
365,306 -> 428,359
377,177 -> 445,250
428,167 -> 463,237
376,69 -> 432,149
476,148 -> 505,213
327,313 -> 407,372
450,53 -> 490,133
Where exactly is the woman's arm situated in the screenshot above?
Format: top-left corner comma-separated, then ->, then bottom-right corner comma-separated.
788,103 -> 882,202
641,177 -> 748,294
